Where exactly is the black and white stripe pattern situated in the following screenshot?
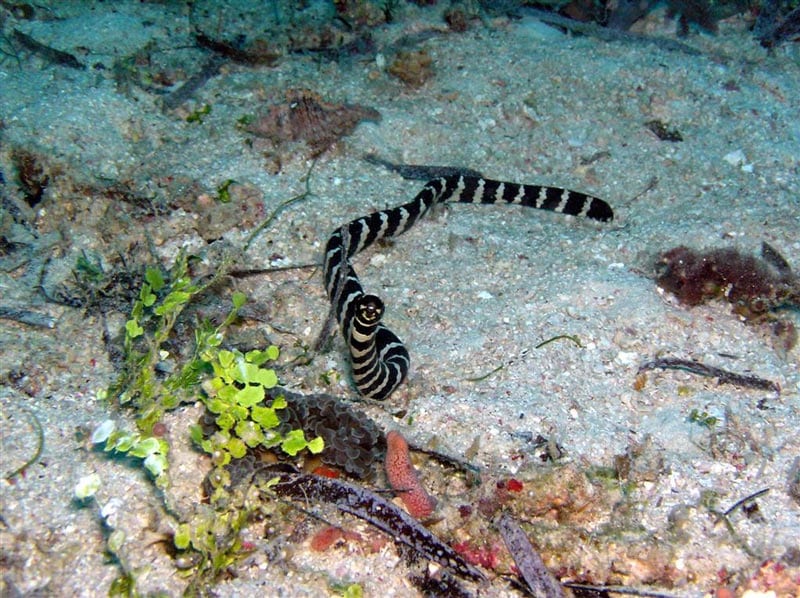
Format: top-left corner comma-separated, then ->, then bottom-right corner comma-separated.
323,175 -> 613,400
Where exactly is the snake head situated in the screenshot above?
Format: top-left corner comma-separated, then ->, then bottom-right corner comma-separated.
356,295 -> 385,326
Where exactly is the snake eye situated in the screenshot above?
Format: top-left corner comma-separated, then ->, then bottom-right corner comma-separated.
358,295 -> 384,323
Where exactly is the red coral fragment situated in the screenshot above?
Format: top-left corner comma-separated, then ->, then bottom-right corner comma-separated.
452,540 -> 503,570
506,478 -> 524,492
385,431 -> 437,519
310,525 -> 344,551
312,465 -> 341,479
309,525 -> 361,552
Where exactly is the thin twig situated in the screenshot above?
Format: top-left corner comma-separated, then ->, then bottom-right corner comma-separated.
0,306 -> 56,328
408,441 -> 481,478
313,223 -> 350,353
723,487 -> 770,517
11,28 -> 83,69
161,56 -> 223,111
521,8 -> 702,55
243,159 -> 317,252
464,363 -> 504,382
4,405 -> 44,480
228,262 -> 319,278
468,331 -> 588,384
535,334 -> 582,349
562,583 -> 680,597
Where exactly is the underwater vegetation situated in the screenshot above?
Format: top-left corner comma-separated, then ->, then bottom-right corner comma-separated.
68,246 -> 544,594
79,253 -> 327,589
2,1 -> 798,595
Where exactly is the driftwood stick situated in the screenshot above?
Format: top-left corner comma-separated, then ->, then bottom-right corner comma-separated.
521,8 -> 701,55
313,221 -> 348,353
12,28 -> 83,69
269,468 -> 486,582
562,582 -> 680,597
638,357 -> 780,393
0,306 -> 56,328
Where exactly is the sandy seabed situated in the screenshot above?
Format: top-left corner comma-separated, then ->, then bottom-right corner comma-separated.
1,1 -> 798,596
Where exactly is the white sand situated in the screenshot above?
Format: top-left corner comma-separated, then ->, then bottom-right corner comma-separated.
1,1 -> 798,596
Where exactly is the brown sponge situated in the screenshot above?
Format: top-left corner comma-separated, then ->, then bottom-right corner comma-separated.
271,388 -> 385,479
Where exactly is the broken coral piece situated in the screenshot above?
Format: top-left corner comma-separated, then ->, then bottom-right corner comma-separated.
385,430 -> 437,519
245,88 -> 380,157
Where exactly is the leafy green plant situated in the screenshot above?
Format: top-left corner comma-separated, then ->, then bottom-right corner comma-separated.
186,103 -> 211,123
109,251 -> 226,435
95,253 -> 219,490
74,250 -> 105,284
91,419 -> 170,488
92,252 -> 325,590
216,179 -> 235,203
173,505 -> 249,583
191,344 -> 323,502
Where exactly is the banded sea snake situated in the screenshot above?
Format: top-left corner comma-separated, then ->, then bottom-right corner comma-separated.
323,175 -> 614,401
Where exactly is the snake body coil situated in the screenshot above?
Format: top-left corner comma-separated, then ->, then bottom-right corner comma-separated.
323,175 -> 613,400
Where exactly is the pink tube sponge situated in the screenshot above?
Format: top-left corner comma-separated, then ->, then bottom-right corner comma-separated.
384,431 -> 437,519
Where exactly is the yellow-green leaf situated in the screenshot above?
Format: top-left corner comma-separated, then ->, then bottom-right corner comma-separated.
254,368 -> 278,389
218,350 -> 235,369
235,384 -> 264,407
232,291 -> 246,309
281,429 -> 307,456
271,394 -> 287,410
307,436 -> 325,454
226,437 -> 247,459
250,405 -> 279,429
174,523 -> 191,550
125,318 -> 144,338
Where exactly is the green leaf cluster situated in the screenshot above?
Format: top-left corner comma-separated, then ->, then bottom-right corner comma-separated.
74,251 -> 106,285
688,408 -> 718,429
91,419 -> 170,489
186,103 -> 212,123
216,179 -> 235,203
190,345 -> 323,502
110,252 -> 226,435
99,254 -> 241,501
173,506 -> 247,583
